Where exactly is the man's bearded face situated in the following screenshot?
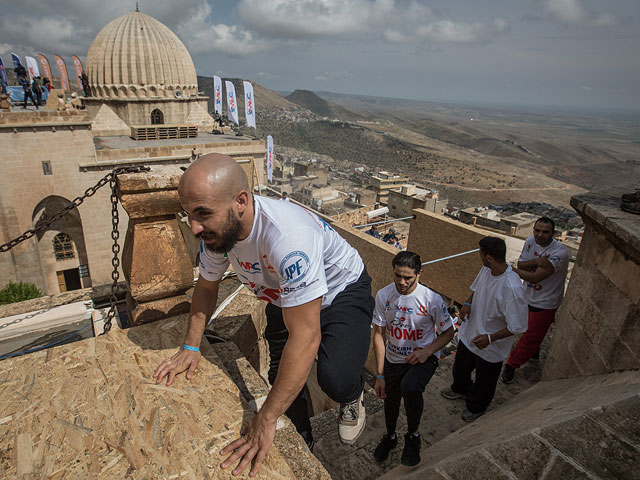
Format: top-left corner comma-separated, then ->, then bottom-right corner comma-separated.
197,207 -> 242,254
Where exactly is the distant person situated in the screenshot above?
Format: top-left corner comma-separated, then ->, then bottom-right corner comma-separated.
32,76 -> 43,106
56,93 -> 66,111
281,191 -> 290,202
365,224 -> 380,238
80,72 -> 90,97
42,77 -> 53,92
14,64 -> 26,78
383,228 -> 397,243
441,236 -> 527,422
69,92 -> 83,109
501,217 -> 569,384
153,154 -> 374,476
19,74 -> 37,110
372,251 -> 454,466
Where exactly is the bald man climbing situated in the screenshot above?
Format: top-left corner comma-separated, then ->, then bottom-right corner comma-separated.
154,154 -> 374,477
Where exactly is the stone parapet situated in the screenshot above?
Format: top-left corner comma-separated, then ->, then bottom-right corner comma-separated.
0,109 -> 88,126
381,370 -> 640,480
544,194 -> 640,380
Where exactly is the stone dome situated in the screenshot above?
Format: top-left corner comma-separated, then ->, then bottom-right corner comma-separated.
85,11 -> 198,99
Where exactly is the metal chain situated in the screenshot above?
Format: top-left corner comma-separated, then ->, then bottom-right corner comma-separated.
0,165 -> 150,334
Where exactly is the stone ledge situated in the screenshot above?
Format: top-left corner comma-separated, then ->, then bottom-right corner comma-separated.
571,193 -> 640,261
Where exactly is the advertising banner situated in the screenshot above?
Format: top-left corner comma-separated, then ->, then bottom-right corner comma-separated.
54,55 -> 70,91
225,80 -> 239,125
213,75 -> 222,115
25,56 -> 40,82
0,56 -> 8,86
267,135 -> 274,182
243,81 -> 256,128
71,55 -> 84,88
10,53 -> 22,69
37,53 -> 53,81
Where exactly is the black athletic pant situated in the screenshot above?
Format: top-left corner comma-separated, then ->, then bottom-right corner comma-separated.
265,267 -> 374,442
450,340 -> 503,414
384,355 -> 438,435
22,90 -> 37,108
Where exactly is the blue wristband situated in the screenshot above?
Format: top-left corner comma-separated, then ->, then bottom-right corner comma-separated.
183,344 -> 200,352
377,375 -> 385,379
464,302 -> 471,306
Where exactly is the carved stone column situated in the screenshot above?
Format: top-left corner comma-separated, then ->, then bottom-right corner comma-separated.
118,166 -> 193,325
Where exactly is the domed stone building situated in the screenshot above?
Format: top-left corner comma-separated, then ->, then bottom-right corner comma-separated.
0,9 -> 263,298
83,8 -> 214,135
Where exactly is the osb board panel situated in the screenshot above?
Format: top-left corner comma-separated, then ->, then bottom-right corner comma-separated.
0,315 -> 295,479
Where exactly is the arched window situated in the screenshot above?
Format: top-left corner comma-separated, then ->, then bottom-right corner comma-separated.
53,233 -> 74,261
151,109 -> 164,125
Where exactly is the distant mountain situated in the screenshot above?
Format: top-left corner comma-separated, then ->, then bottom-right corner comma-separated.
285,90 -> 364,121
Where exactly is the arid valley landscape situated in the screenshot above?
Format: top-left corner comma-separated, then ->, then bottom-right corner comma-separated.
200,77 -> 640,211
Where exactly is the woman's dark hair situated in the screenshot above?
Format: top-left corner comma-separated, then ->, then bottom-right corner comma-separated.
478,236 -> 506,263
392,251 -> 422,274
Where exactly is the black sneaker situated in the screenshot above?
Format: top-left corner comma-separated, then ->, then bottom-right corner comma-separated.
501,364 -> 515,384
373,433 -> 397,462
401,433 -> 421,466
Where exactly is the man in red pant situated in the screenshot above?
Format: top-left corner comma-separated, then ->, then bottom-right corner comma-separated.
501,217 -> 569,383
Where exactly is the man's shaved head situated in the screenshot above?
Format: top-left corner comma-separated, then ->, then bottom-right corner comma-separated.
179,153 -> 249,200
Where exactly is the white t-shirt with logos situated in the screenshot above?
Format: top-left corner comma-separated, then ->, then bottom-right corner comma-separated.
372,282 -> 453,364
519,236 -> 569,310
198,195 -> 364,309
459,266 -> 528,363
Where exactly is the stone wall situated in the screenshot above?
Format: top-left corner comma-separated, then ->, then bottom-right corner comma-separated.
381,370 -> 640,480
407,209 -> 485,304
544,194 -> 640,380
330,205 -> 376,228
85,97 -> 211,127
0,112 -> 116,292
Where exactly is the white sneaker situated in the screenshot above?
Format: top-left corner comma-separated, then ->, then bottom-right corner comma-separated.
338,390 -> 366,445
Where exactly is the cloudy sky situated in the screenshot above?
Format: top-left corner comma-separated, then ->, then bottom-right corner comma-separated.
1,0 -> 638,112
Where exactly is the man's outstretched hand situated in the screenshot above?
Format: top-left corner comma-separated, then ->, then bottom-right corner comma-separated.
220,412 -> 277,477
153,348 -> 200,386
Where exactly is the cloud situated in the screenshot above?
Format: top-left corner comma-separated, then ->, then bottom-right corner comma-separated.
237,0 -> 510,45
256,71 -> 278,80
1,0 -> 266,60
314,71 -> 354,81
175,2 -> 269,57
541,0 -> 619,27
406,18 -> 510,45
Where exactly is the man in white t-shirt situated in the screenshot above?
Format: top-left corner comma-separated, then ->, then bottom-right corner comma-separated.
501,217 -> 569,384
153,154 -> 374,477
441,237 -> 528,422
372,251 -> 454,466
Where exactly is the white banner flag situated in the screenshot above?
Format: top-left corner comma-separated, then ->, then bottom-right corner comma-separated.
267,135 -> 274,182
243,81 -> 256,128
213,75 -> 222,115
225,80 -> 239,125
25,56 -> 40,81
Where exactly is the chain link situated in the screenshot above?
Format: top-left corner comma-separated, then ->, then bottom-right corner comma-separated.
0,165 -> 150,334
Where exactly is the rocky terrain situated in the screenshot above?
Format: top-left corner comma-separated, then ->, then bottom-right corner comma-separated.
196,77 -> 639,209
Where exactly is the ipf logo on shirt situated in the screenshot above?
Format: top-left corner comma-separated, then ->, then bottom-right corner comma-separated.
280,251 -> 310,284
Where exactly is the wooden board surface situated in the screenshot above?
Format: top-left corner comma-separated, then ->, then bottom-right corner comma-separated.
0,315 -> 295,479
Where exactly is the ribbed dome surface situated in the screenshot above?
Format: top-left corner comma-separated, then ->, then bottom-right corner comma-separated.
85,11 -> 198,99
